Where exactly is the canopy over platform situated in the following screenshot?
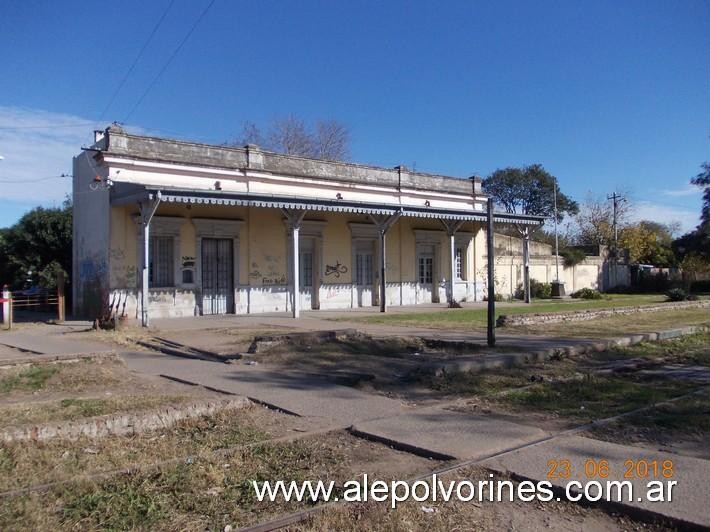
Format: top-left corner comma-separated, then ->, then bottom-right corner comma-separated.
110,183 -> 544,226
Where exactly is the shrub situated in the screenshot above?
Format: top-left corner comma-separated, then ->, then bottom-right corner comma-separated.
571,288 -> 603,300
532,280 -> 552,299
666,288 -> 688,302
636,271 -> 671,293
515,279 -> 552,299
560,248 -> 586,268
605,284 -> 634,294
690,280 -> 710,293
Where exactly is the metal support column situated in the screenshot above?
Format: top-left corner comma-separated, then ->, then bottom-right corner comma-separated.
522,227 -> 531,304
440,219 -> 465,305
486,200 -> 496,347
139,192 -> 162,328
369,211 -> 401,313
283,209 -> 307,318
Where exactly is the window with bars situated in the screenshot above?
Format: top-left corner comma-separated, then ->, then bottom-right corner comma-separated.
149,236 -> 174,287
418,255 -> 433,284
299,251 -> 313,287
355,253 -> 373,285
455,247 -> 463,280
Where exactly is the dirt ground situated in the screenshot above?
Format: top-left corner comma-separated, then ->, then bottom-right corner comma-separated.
68,324 -> 297,356
0,355 -> 218,405
298,466 -> 672,532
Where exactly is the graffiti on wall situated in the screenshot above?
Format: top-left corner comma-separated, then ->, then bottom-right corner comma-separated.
325,261 -> 348,278
251,255 -> 287,285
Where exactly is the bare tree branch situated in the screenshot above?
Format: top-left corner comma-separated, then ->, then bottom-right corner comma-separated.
225,116 -> 350,161
314,119 -> 349,161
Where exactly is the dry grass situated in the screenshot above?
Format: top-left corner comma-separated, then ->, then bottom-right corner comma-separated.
0,394 -> 192,430
509,308 -> 710,337
0,358 -> 123,398
340,294 -> 679,330
68,325 -> 154,349
587,390 -> 710,458
0,405 -> 290,492
299,466 -> 666,532
419,332 -> 709,429
0,431 -> 439,530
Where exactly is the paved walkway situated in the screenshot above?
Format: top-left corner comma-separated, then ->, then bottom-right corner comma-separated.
120,350 -> 408,423
0,322 -> 113,360
351,407 -> 548,460
481,434 -> 709,529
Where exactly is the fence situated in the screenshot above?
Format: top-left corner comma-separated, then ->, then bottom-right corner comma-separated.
1,275 -> 65,329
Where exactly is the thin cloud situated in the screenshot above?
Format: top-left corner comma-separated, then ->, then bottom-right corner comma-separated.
661,184 -> 702,197
631,200 -> 700,234
0,106 -> 102,202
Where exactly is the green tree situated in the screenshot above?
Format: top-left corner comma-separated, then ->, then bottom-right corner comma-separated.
572,192 -> 633,246
692,161 -> 710,228
672,160 -> 710,261
0,201 -> 72,289
482,164 -> 579,221
619,221 -> 676,266
483,164 -> 578,302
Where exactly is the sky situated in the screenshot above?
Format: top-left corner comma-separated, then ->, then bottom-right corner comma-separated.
0,0 -> 708,232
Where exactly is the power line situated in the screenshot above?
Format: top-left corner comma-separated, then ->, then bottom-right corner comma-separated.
0,174 -> 71,184
0,122 -> 98,131
123,0 -> 217,122
98,0 -> 176,121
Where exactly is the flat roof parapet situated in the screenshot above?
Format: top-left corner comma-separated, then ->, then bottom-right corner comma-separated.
99,128 -> 478,195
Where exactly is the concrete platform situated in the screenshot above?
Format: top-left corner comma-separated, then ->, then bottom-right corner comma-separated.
0,330 -> 113,357
481,435 -> 710,528
351,407 -> 549,460
120,350 -> 409,424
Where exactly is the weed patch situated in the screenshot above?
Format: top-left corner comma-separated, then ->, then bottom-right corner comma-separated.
595,332 -> 710,365
504,376 -> 693,419
59,398 -> 106,417
0,365 -> 59,393
0,394 -> 189,430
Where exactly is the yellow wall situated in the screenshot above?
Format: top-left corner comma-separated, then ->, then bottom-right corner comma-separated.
247,208 -> 287,286
109,205 -> 138,288
108,204 -> 486,290
321,213 -> 353,284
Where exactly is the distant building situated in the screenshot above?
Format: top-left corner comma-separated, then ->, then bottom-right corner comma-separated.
72,125 -> 541,323
490,235 -> 629,298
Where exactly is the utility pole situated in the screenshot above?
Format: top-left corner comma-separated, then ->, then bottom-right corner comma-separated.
606,192 -> 625,290
606,192 -> 625,255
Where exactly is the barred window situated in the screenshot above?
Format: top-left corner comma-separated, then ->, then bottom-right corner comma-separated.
355,253 -> 373,285
418,255 -> 433,284
455,247 -> 463,280
300,251 -> 313,287
149,236 -> 174,287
